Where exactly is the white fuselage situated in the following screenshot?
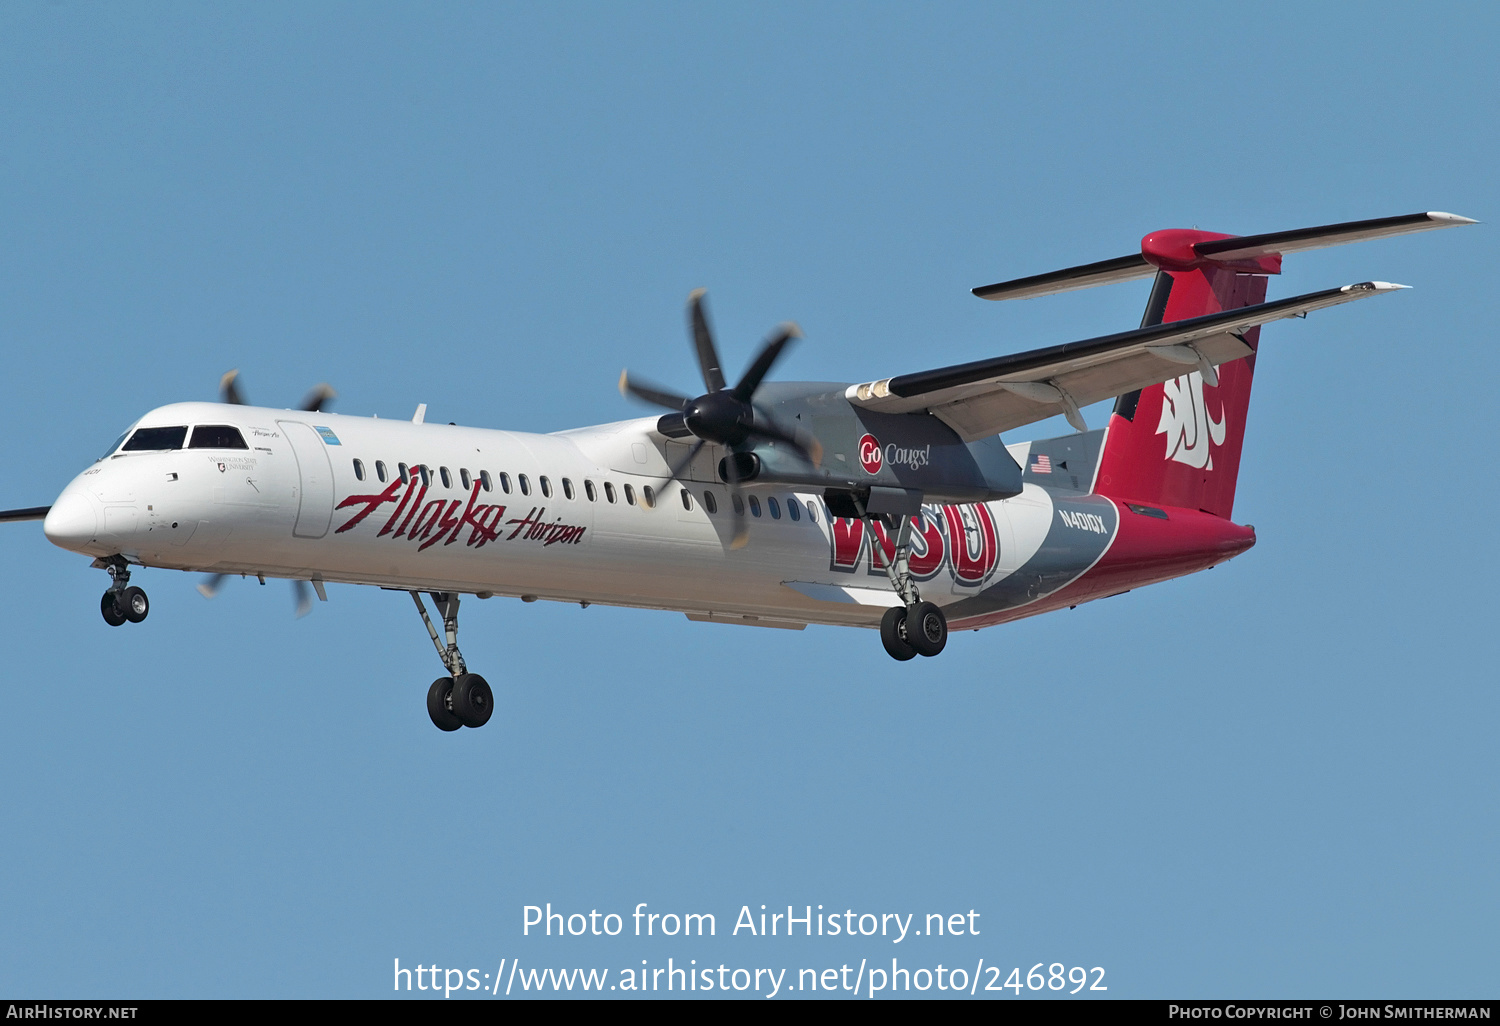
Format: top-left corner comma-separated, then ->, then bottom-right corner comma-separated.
45,402 -> 1082,631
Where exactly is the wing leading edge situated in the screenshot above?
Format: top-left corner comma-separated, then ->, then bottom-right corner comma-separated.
845,281 -> 1405,441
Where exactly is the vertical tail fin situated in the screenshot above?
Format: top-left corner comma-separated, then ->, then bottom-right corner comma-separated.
1094,232 -> 1271,519
973,214 -> 1475,519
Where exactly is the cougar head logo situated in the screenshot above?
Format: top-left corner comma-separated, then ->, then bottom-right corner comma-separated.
1156,372 -> 1227,470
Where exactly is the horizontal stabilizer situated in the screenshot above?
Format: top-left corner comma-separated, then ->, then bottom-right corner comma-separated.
972,253 -> 1154,301
849,281 -> 1404,440
973,211 -> 1474,301
1196,211 -> 1476,262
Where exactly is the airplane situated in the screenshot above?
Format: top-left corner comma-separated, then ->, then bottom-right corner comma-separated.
1,210 -> 1474,732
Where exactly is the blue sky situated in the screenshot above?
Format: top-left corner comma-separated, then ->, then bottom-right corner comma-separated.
1,2 -> 1495,999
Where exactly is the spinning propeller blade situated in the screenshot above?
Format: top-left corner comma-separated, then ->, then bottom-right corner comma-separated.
218,371 -> 336,413
299,384 -> 337,412
220,370 -> 245,406
688,289 -> 726,393
618,291 -> 823,548
618,371 -> 691,412
293,580 -> 313,619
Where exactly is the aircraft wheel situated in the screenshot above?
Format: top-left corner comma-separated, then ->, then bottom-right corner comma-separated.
100,591 -> 127,627
451,673 -> 494,728
880,606 -> 916,661
426,676 -> 462,732
908,601 -> 947,657
121,586 -> 149,624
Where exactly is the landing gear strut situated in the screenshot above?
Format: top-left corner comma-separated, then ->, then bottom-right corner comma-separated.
411,591 -> 493,731
95,557 -> 148,627
852,499 -> 948,661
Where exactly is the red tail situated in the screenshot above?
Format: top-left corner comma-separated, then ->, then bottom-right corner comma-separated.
1094,230 -> 1273,520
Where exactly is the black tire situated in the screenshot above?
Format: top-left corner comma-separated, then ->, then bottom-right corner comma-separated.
121,586 -> 149,623
100,591 -> 127,627
426,676 -> 462,732
880,606 -> 916,661
908,601 -> 947,657
451,673 -> 494,728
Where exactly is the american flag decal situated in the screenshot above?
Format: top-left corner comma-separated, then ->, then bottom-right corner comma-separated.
1030,453 -> 1052,474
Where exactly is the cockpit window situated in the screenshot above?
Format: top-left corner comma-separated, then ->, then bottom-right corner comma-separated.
122,426 -> 189,452
188,425 -> 248,449
100,426 -> 135,460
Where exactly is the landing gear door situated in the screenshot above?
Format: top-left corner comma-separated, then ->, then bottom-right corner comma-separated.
277,421 -> 335,539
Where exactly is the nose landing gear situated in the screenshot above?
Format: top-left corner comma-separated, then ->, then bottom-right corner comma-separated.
411,591 -> 494,731
95,557 -> 149,627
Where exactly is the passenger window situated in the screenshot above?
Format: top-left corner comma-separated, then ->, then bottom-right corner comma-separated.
460,469 -> 472,490
398,462 -> 411,484
188,425 -> 248,449
642,485 -> 655,508
680,488 -> 693,511
703,490 -> 718,515
604,482 -> 616,503
519,474 -> 531,495
540,476 -> 552,498
376,460 -> 388,483
624,484 -> 636,505
499,472 -> 512,494
562,478 -> 575,500
748,495 -> 761,517
767,496 -> 781,520
585,480 -> 597,502
480,470 -> 492,492
353,459 -> 366,481
418,465 -> 431,488
732,493 -> 744,516
123,426 -> 189,451
440,467 -> 452,488
807,500 -> 819,523
787,497 -> 801,521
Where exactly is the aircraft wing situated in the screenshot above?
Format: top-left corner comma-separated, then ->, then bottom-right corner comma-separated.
0,506 -> 50,522
844,281 -> 1404,440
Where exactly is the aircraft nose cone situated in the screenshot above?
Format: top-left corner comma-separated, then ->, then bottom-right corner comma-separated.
44,491 -> 99,552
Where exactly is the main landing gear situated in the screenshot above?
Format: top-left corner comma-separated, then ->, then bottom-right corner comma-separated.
95,556 -> 149,627
411,591 -> 494,732
851,501 -> 948,662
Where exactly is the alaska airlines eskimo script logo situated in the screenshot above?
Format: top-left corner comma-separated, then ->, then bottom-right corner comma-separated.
333,477 -> 586,552
1157,371 -> 1227,471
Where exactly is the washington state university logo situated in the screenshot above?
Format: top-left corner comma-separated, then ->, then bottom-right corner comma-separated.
828,504 -> 1000,587
858,433 -> 882,474
1157,371 -> 1227,471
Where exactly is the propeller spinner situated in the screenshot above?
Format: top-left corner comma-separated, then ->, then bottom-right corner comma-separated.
620,290 -> 821,548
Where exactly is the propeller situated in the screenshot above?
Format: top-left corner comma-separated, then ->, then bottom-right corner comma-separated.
620,290 -> 821,549
202,370 -> 336,614
198,573 -> 315,618
220,369 -> 336,412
